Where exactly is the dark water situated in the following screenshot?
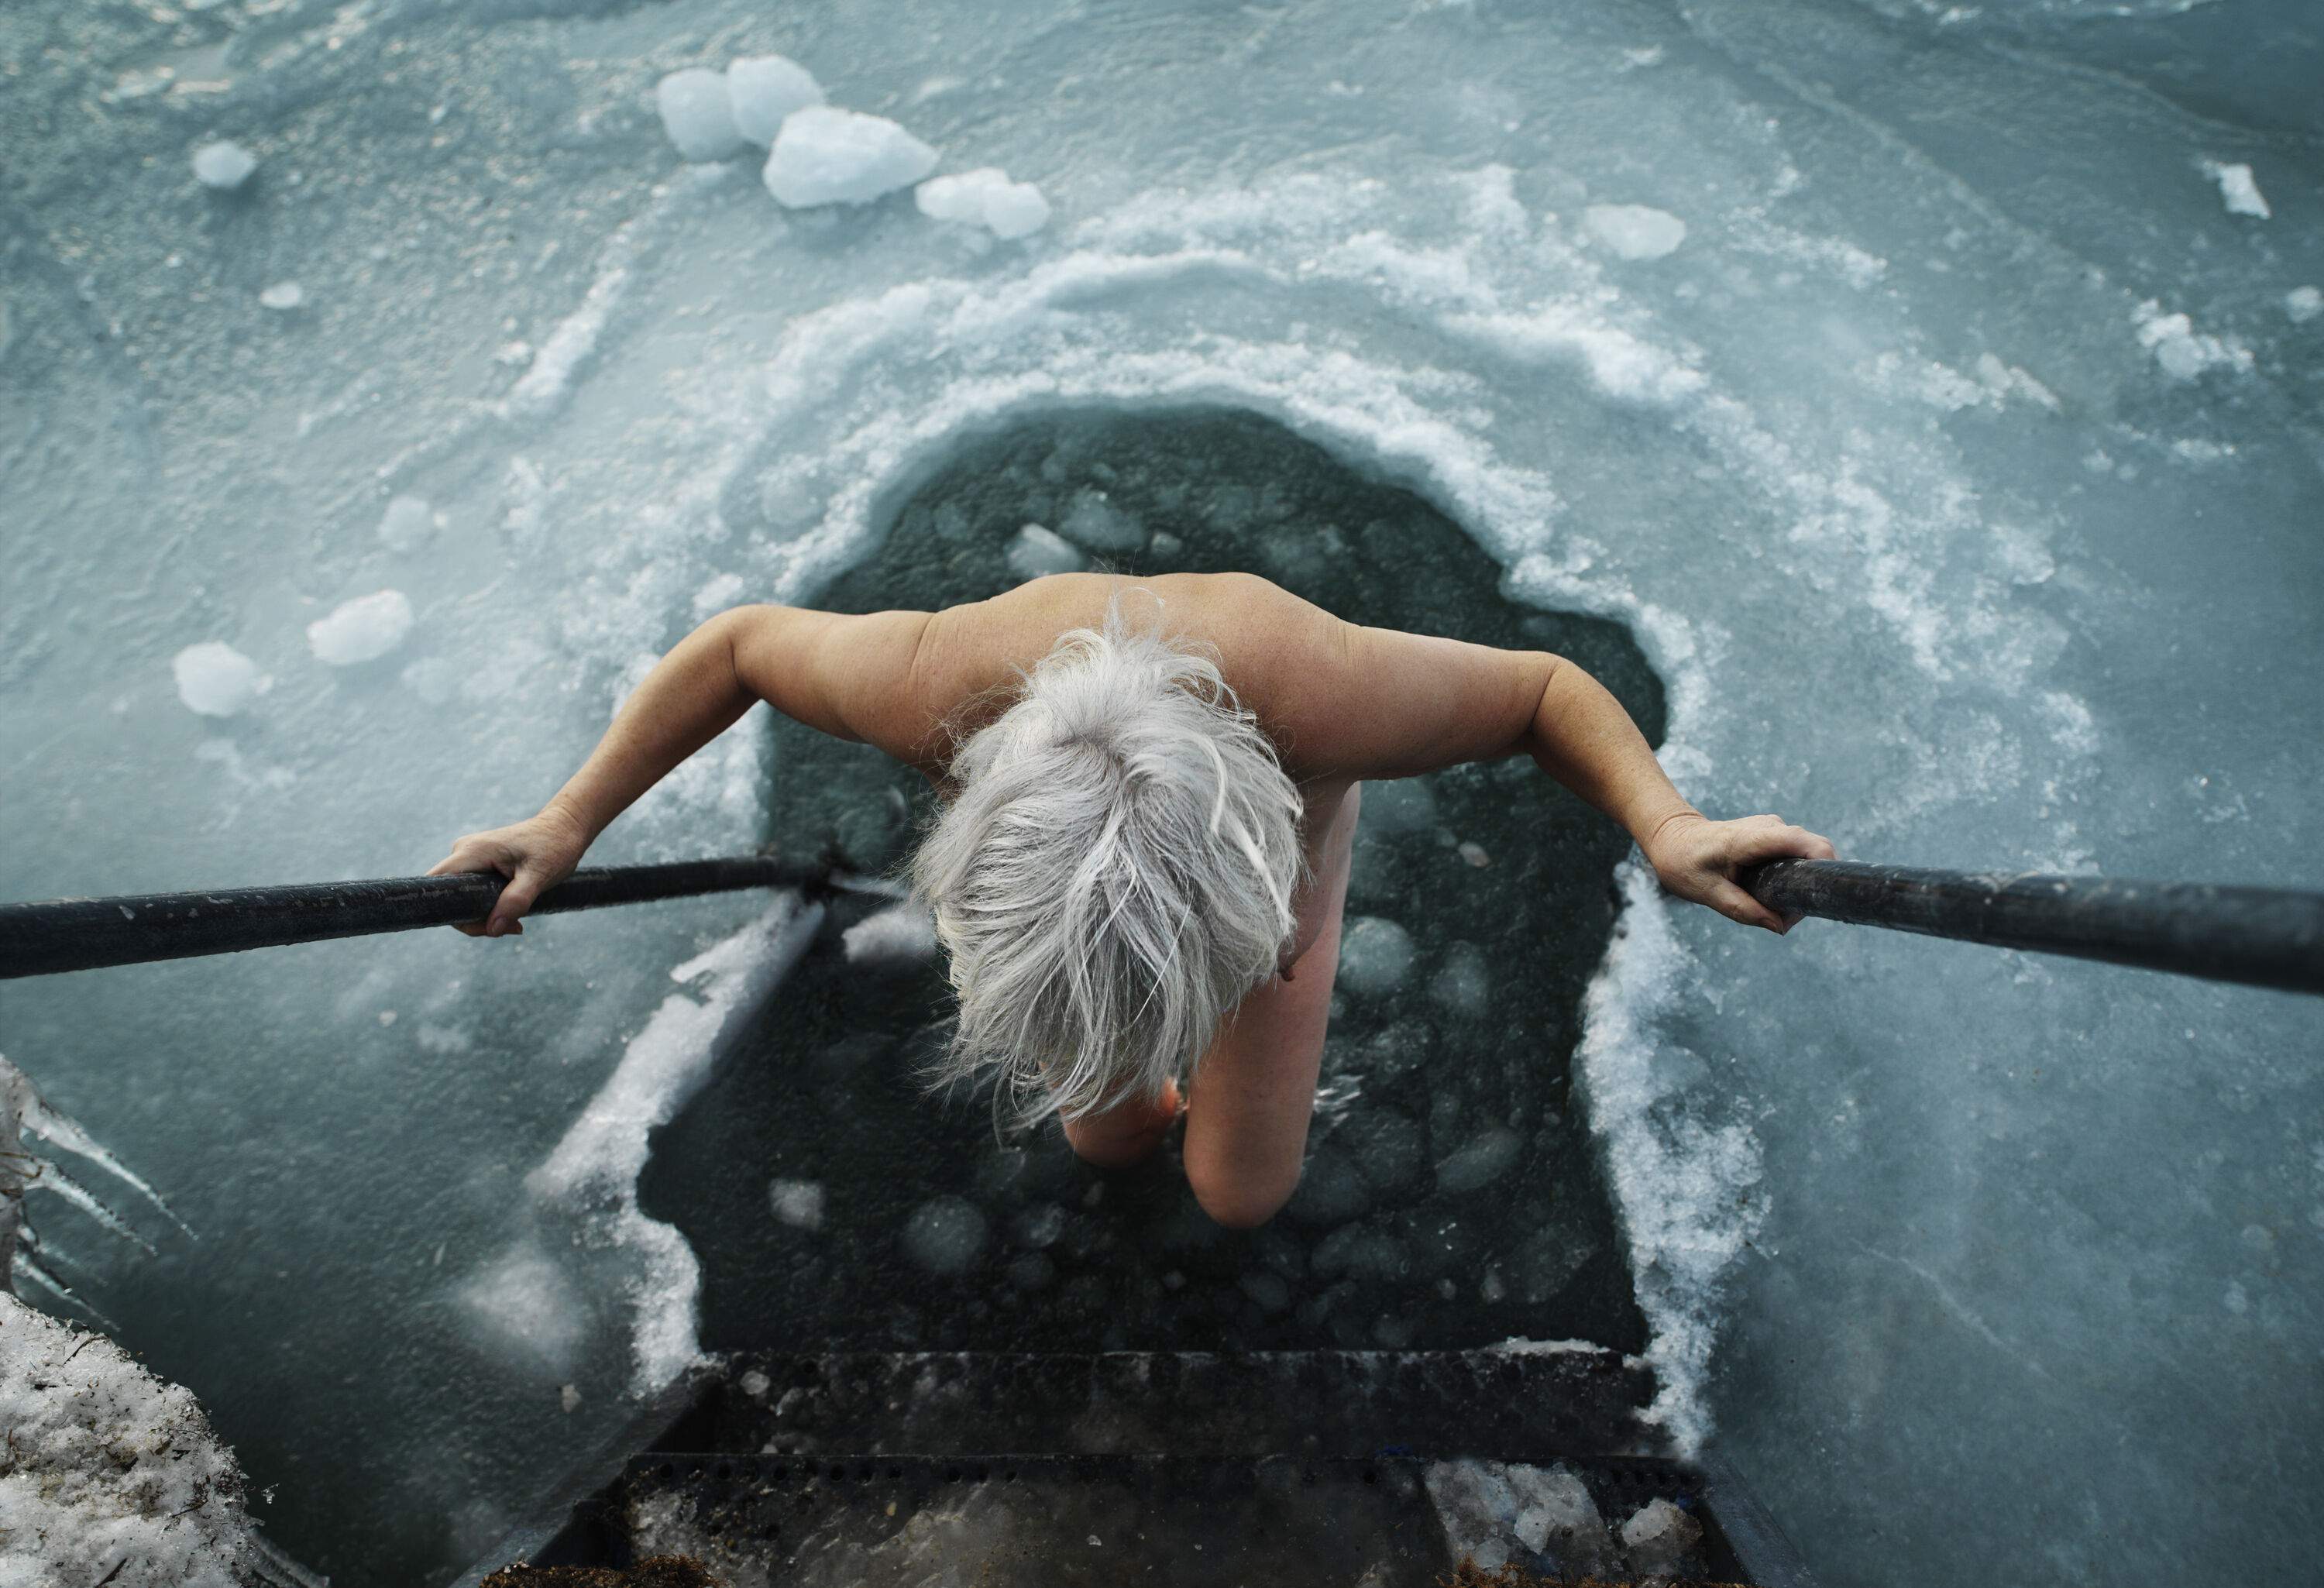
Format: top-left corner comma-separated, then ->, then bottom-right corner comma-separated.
644,407 -> 1665,1363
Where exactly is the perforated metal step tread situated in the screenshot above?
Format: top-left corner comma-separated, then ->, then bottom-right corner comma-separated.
686,1346 -> 1656,1459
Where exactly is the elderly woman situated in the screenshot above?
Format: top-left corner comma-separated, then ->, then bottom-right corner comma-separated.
431,573 -> 1834,1229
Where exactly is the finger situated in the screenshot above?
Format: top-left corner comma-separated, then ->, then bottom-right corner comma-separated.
486,868 -> 548,937
1731,823 -> 1831,864
1707,878 -> 1789,933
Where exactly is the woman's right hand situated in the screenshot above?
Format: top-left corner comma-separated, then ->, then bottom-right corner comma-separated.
427,809 -> 591,937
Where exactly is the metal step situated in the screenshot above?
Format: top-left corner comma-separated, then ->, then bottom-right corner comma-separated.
456,1350 -> 1815,1587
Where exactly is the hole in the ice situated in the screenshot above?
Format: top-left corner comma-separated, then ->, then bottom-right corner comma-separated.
645,404 -> 1663,1363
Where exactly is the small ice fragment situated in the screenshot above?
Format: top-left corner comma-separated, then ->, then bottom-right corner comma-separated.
655,68 -> 745,163
191,139 -> 256,191
172,641 -> 271,717
258,281 -> 304,311
1458,840 -> 1490,867
2201,160 -> 2271,219
915,167 -> 1050,239
1336,916 -> 1416,996
1621,1497 -> 1703,1576
738,1369 -> 770,1398
1435,1126 -> 1522,1194
763,105 -> 938,208
559,1383 -> 582,1414
307,589 -> 414,665
377,494 -> 435,552
1583,203 -> 1686,260
841,901 -> 939,968
2288,286 -> 2322,324
768,1177 -> 826,1231
2133,300 -> 2251,380
726,55 -> 823,146
900,1196 -> 987,1277
1057,488 -> 1143,552
1006,523 -> 1086,581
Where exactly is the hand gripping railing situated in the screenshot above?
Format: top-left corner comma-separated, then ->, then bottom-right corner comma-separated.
0,856 -> 842,980
1741,860 -> 2324,996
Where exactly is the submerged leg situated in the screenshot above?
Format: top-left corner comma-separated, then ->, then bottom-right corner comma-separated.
1181,783 -> 1360,1229
1061,1076 -> 1184,1168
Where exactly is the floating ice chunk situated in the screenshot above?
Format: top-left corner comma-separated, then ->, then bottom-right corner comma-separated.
376,493 -> 435,552
1583,203 -> 1687,260
258,280 -> 304,311
1057,487 -> 1143,552
768,1177 -> 826,1231
1436,1126 -> 1522,1194
1425,1460 -> 1613,1576
1336,916 -> 1415,996
2133,300 -> 2252,380
307,589 -> 414,665
1621,1497 -> 1704,1576
191,138 -> 256,191
763,105 -> 938,208
915,167 -> 1052,239
0,1293 -> 257,1583
172,641 -> 271,717
900,1195 -> 987,1276
842,900 -> 938,967
2200,160 -> 2270,219
1006,522 -> 1087,580
727,55 -> 823,146
2288,286 -> 2322,324
655,68 -> 745,163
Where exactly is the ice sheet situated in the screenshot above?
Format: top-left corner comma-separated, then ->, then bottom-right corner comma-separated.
2,1 -> 2319,1584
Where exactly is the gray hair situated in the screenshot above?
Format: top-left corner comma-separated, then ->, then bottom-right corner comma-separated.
909,593 -> 1306,1127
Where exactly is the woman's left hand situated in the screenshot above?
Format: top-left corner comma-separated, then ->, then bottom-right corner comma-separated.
1644,811 -> 1838,933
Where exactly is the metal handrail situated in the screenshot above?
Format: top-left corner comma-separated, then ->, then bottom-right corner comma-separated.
5,852 -> 2318,996
1742,859 -> 2324,996
0,856 -> 841,979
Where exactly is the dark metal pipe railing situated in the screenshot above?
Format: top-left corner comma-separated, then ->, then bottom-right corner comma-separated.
0,856 -> 837,980
5,852 -> 2318,997
1742,859 -> 2324,996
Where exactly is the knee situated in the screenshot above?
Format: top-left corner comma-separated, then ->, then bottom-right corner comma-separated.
1189,1165 -> 1300,1230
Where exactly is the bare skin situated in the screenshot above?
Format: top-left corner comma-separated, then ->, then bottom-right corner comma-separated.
431,572 -> 1837,1228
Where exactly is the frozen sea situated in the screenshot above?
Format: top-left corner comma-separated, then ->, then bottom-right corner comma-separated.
2,0 -> 2320,1583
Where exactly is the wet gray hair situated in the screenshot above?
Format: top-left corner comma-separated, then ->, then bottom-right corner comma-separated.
909,594 -> 1306,1127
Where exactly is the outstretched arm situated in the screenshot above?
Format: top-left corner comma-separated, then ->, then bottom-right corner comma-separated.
1520,659 -> 1836,933
427,604 -> 930,937
1274,594 -> 1836,934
